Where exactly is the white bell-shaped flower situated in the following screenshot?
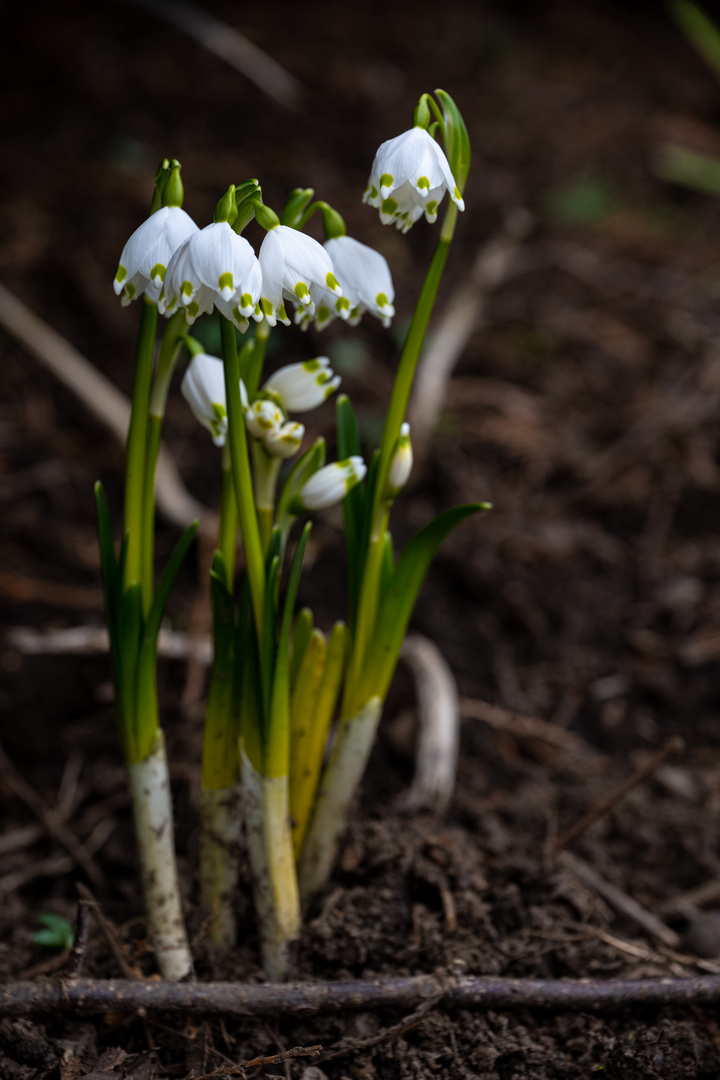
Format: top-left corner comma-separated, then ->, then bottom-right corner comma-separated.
180,353 -> 229,447
258,225 -> 342,328
263,357 -> 341,412
113,206 -> 199,307
245,399 -> 284,441
363,127 -> 464,231
265,421 -> 305,459
388,422 -> 413,492
323,236 -> 395,328
298,457 -> 367,511
161,221 -> 262,331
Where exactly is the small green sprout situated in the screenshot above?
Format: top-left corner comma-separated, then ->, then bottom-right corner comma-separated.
32,913 -> 74,950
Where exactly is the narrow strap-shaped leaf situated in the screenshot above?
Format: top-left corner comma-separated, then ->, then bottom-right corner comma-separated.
276,437 -> 326,540
142,520 -> 200,653
262,555 -> 280,724
291,619 -> 347,860
380,530 -> 395,598
117,582 -> 144,762
336,396 -> 365,630
265,522 -> 311,778
290,607 -> 314,690
237,337 -> 256,388
359,503 -> 488,705
133,521 -> 199,761
202,552 -> 239,790
237,574 -> 264,770
94,482 -> 125,714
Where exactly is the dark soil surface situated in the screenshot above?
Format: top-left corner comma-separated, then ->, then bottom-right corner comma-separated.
5,0 -> 720,1076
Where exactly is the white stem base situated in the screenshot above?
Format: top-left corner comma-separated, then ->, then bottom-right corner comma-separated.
127,730 -> 193,981
242,749 -> 300,981
298,696 -> 382,906
200,784 -> 242,950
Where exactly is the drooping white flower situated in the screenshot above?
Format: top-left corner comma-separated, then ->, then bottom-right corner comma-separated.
323,236 -> 395,328
161,221 -> 262,331
388,422 -> 413,492
180,353 -> 230,447
265,421 -> 305,459
258,225 -> 342,328
363,127 -> 464,232
297,457 -> 367,511
245,399 -> 284,441
263,357 -> 341,412
113,206 -> 199,306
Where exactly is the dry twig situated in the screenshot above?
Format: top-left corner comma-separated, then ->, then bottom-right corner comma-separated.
5,973 -> 720,1015
562,852 -> 681,950
0,741 -> 105,887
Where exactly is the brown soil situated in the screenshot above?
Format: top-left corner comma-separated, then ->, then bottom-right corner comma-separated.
4,0 -> 720,1076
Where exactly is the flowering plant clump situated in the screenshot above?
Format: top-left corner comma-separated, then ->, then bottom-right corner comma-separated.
96,91 -> 485,982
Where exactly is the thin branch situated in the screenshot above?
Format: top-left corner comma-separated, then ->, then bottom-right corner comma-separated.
562,852 -> 681,950
0,741 -> 105,887
194,1045 -> 322,1079
6,973 -> 720,1016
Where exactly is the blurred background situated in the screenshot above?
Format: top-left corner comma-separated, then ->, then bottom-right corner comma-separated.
3,0 -> 720,946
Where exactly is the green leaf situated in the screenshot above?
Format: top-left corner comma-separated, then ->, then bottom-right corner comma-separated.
262,555 -> 280,722
133,520 -> 199,760
265,522 -> 311,778
360,503 -> 489,704
94,482 -> 118,608
670,0 -> 720,84
276,437 -> 326,540
291,607 -> 314,690
337,395 -> 365,628
435,88 -> 471,194
380,530 -> 394,598
33,913 -> 74,950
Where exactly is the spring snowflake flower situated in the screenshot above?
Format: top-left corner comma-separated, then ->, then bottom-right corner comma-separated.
258,225 -> 342,328
388,422 -> 413,493
297,457 -> 367,511
313,238 -> 395,330
160,221 -> 262,331
181,353 -> 235,447
245,399 -> 285,441
265,421 -> 305,459
363,127 -> 464,233
263,357 -> 341,412
113,206 -> 199,306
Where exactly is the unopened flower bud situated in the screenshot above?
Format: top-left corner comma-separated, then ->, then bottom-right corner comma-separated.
388,422 -> 413,494
245,399 -> 284,440
265,421 -> 305,459
264,357 -> 340,412
297,457 -> 366,512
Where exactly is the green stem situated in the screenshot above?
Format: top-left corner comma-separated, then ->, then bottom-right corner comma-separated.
246,319 -> 270,398
219,444 -> 238,583
343,508 -> 388,718
372,234 -> 450,525
219,315 -> 266,643
343,201 -> 459,714
251,440 -> 281,554
123,297 -> 157,593
139,311 -> 186,616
